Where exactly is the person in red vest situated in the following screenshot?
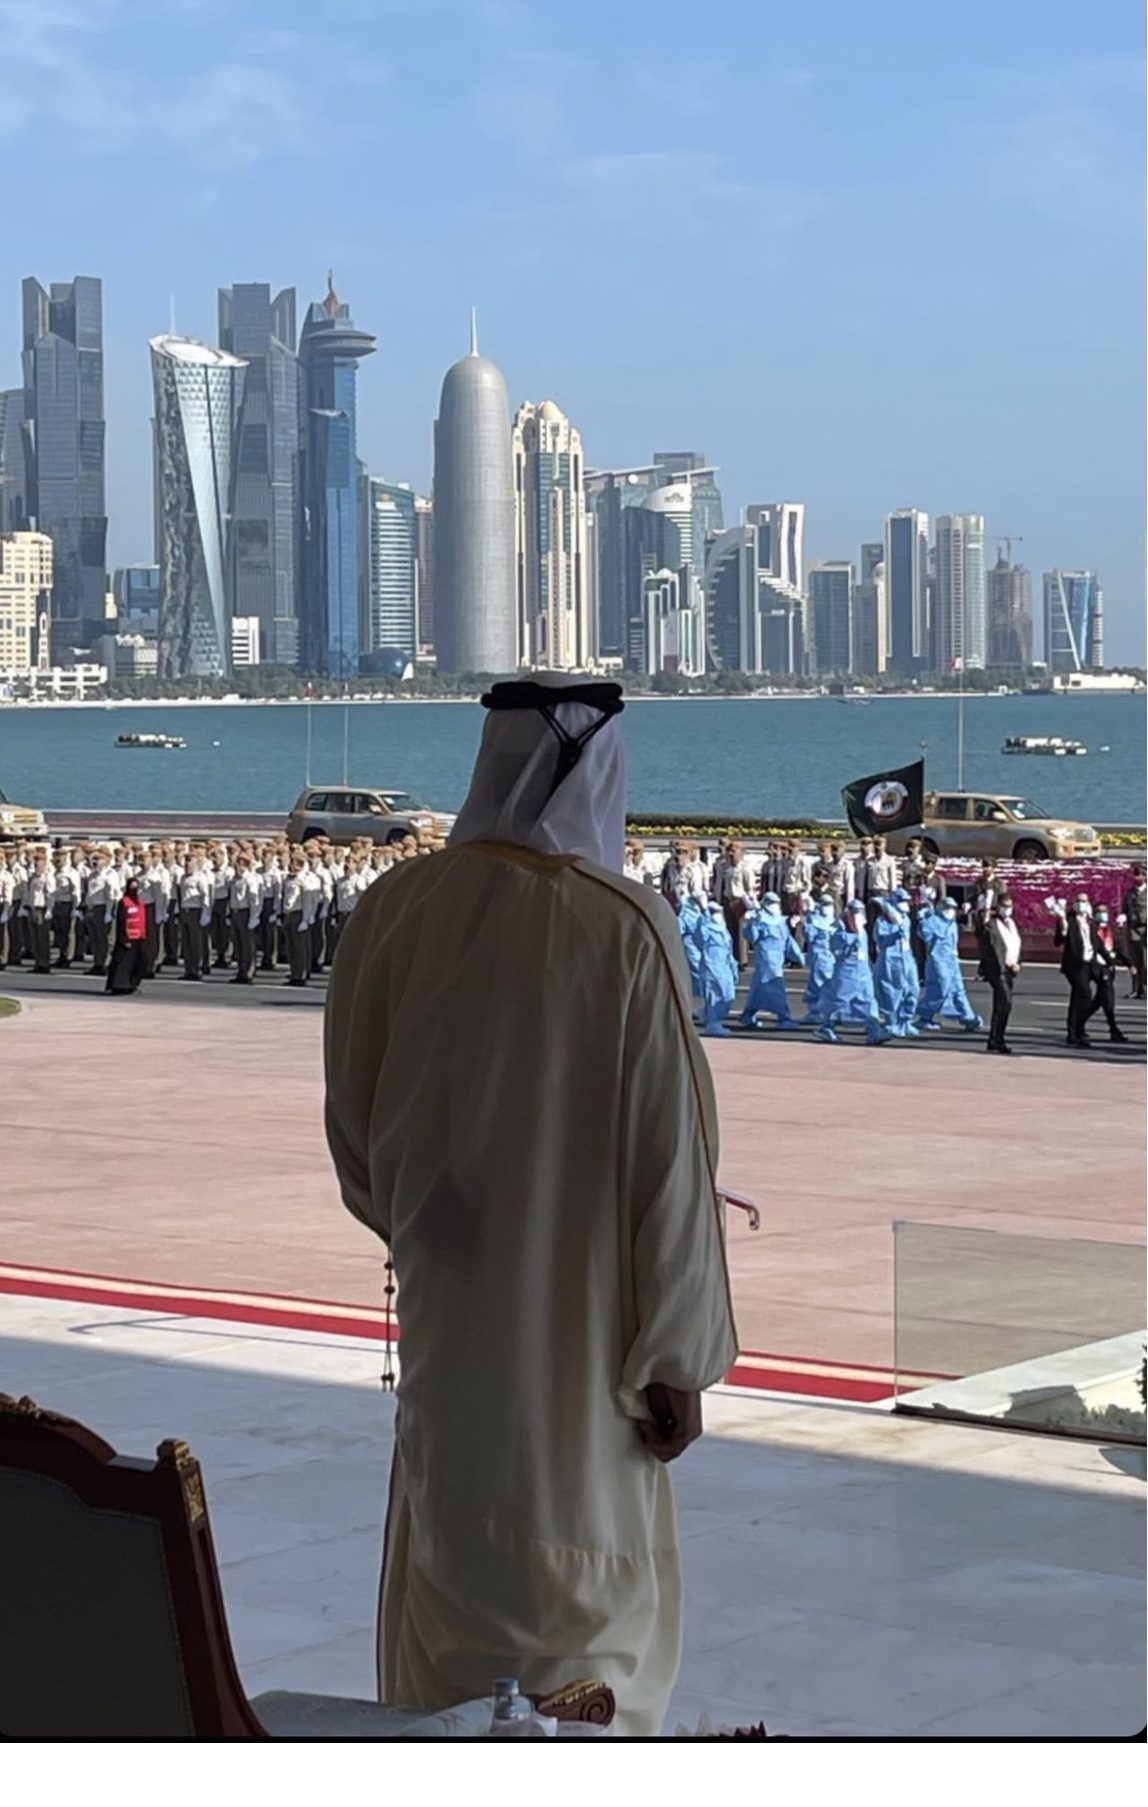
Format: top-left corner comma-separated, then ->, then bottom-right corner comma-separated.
105,876 -> 148,996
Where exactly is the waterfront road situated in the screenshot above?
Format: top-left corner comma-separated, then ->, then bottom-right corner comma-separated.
1,957 -> 1143,1063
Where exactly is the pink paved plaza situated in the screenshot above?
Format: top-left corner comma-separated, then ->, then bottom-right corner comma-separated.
0,994 -> 1142,1371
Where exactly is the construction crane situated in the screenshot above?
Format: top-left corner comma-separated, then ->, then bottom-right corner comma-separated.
995,533 -> 1024,565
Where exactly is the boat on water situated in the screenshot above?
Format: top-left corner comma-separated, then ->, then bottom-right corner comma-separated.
115,732 -> 186,750
1002,735 -> 1086,757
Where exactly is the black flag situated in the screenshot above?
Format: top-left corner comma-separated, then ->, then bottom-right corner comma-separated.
841,759 -> 925,838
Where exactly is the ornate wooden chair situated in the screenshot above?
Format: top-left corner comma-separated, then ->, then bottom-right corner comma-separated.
0,1393 -> 615,1739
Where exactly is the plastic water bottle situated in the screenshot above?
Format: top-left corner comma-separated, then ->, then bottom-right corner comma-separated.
489,1678 -> 533,1737
488,1677 -> 556,1738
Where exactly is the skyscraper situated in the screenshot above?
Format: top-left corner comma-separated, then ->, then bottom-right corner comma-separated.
432,317 -> 516,675
513,400 -> 591,671
745,502 -> 804,590
986,555 -> 1032,668
884,508 -> 929,676
933,514 -> 986,671
414,494 -> 435,655
0,388 -> 30,533
21,275 -> 107,659
150,335 -> 246,680
703,526 -> 752,671
586,459 -> 722,661
853,542 -> 888,676
1043,571 -> 1104,672
297,275 -> 376,680
365,479 -> 418,661
634,568 -> 702,676
112,564 -> 160,636
218,282 -> 300,667
702,522 -> 807,676
808,561 -> 855,675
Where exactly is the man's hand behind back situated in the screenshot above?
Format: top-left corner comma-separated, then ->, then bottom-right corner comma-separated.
638,1383 -> 702,1464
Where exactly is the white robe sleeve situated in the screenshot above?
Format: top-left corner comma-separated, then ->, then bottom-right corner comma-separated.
616,926 -> 739,1417
323,902 -> 388,1240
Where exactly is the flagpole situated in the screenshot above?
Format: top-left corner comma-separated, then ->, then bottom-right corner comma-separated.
956,575 -> 966,790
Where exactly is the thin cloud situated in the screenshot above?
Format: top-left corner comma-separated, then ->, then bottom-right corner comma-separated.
980,60 -> 1143,230
560,151 -> 822,237
0,2 -> 382,169
634,62 -> 726,120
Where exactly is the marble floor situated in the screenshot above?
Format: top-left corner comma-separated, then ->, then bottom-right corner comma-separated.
2,1295 -> 1143,1738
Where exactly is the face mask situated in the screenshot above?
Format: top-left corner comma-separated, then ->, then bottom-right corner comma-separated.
1074,902 -> 1089,916
999,907 -> 1013,919
1097,912 -> 1109,924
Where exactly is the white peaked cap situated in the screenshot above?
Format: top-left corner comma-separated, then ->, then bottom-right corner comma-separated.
449,671 -> 627,870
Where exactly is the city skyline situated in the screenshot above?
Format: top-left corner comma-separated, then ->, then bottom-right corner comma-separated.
0,0 -> 1140,660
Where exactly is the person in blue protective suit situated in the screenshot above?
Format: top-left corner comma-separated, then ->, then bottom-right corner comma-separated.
696,902 -> 739,1036
873,888 -> 921,1037
800,894 -> 838,1023
815,900 -> 891,1045
916,896 -> 983,1032
740,892 -> 804,1028
677,894 -> 705,1011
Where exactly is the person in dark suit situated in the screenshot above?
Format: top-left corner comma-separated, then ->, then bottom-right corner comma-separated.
983,893 -> 1021,1054
1084,905 -> 1129,1043
1121,864 -> 1146,1000
1053,892 -> 1098,1049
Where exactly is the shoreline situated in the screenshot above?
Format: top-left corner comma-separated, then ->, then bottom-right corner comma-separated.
1,690 -> 1143,711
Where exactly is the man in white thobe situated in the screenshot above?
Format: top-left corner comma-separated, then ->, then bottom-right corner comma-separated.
324,674 -> 738,1738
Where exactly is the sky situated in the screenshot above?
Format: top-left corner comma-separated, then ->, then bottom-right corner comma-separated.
0,0 -> 1144,658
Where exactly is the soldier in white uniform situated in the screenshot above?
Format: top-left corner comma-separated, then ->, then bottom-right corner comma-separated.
209,850 -> 233,970
6,850 -> 28,964
228,854 -> 262,985
0,853 -> 14,969
84,849 -> 121,976
25,850 -> 54,973
50,850 -> 83,969
258,849 -> 282,971
178,853 -> 213,981
304,847 -> 333,974
280,853 -> 311,987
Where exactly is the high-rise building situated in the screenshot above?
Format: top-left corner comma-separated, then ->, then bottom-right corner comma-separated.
0,530 -> 52,675
652,450 -> 724,551
853,542 -> 887,676
365,479 -> 418,661
1043,570 -> 1104,672
745,502 -> 804,590
586,459 -> 722,661
414,495 -> 434,656
218,282 -> 300,667
633,567 -> 702,676
513,400 -> 591,671
884,508 -> 929,676
21,275 -> 107,659
702,522 -> 808,676
432,317 -> 516,675
986,555 -> 1032,668
933,514 -> 986,672
808,561 -> 855,675
230,616 -> 261,667
703,526 -> 751,671
297,275 -> 375,680
0,388 -> 31,532
112,564 -> 160,636
150,335 -> 246,680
